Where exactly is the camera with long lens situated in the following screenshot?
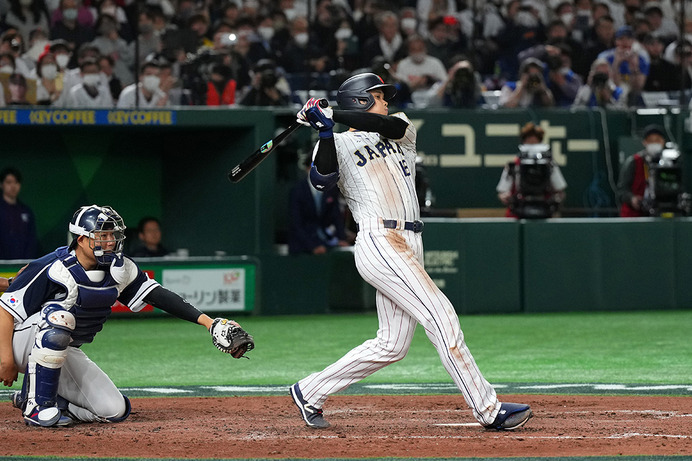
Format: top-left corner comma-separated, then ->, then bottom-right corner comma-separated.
180,49 -> 228,105
453,67 -> 474,89
642,143 -> 691,216
526,73 -> 542,91
591,71 -> 609,88
510,143 -> 558,219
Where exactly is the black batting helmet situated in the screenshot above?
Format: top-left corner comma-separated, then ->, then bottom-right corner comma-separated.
336,72 -> 397,110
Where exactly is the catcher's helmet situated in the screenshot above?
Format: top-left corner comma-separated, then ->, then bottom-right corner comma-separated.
68,205 -> 126,264
336,72 -> 397,110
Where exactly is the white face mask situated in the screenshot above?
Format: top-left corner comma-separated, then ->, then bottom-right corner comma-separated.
334,28 -> 352,41
410,52 -> 426,64
0,65 -> 14,74
646,143 -> 663,156
401,17 -> 417,32
56,54 -> 70,68
560,13 -> 574,26
63,7 -> 78,21
41,63 -> 58,79
142,74 -> 160,92
294,32 -> 309,47
258,26 -> 274,41
83,73 -> 100,87
515,11 -> 538,28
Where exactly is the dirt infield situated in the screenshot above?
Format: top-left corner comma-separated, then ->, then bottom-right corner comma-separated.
1,394 -> 690,458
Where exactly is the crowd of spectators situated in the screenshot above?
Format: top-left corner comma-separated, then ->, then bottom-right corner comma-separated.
0,0 -> 691,109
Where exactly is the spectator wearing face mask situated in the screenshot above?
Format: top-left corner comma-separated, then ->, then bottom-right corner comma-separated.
394,34 -> 447,107
0,30 -> 33,77
49,38 -> 72,71
117,61 -> 169,108
50,0 -> 95,52
64,57 -> 113,107
275,15 -> 331,75
616,124 -> 667,217
33,48 -> 63,104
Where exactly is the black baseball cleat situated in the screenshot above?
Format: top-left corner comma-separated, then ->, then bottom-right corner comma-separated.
290,383 -> 330,429
484,402 -> 533,430
11,391 -> 26,410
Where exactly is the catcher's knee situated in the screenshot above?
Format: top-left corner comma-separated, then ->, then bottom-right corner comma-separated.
96,395 -> 131,423
107,395 -> 131,423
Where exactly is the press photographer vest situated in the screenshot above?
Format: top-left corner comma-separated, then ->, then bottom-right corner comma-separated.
206,79 -> 236,106
621,154 -> 648,217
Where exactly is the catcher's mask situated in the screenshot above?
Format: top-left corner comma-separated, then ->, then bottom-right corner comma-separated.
336,72 -> 397,111
68,205 -> 126,265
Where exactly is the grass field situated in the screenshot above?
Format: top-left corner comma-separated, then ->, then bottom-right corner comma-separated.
17,309 -> 687,389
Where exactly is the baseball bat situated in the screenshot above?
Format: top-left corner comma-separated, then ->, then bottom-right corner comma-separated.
227,99 -> 329,183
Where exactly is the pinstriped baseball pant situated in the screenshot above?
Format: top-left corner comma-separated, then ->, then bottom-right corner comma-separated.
298,221 -> 501,425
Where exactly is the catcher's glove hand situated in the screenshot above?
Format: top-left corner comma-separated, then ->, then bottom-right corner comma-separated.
210,318 -> 255,359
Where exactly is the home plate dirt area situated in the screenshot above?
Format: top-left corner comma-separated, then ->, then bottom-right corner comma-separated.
1,394 -> 690,458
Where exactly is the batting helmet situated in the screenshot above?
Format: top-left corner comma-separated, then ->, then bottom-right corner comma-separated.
336,72 -> 397,110
68,205 -> 126,264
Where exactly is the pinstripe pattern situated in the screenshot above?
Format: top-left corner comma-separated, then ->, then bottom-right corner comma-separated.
298,112 -> 501,426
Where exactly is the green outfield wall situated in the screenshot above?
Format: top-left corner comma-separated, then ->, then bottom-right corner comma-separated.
1,107 -> 692,314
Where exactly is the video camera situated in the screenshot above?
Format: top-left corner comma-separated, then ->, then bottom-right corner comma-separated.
642,143 -> 692,216
509,143 -> 559,219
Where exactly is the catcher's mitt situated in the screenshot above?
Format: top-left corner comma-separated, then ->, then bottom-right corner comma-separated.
210,318 -> 255,359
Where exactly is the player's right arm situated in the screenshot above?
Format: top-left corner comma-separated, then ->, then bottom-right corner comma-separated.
0,307 -> 18,387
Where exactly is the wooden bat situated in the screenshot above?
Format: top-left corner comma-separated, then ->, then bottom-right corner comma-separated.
228,99 -> 328,183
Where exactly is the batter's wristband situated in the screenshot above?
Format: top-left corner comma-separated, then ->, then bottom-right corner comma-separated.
318,128 -> 334,139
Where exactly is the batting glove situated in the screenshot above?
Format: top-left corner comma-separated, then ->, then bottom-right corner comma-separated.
306,108 -> 334,139
297,98 -> 333,128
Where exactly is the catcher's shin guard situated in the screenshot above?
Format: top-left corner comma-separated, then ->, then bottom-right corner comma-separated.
23,360 -> 73,427
23,307 -> 75,427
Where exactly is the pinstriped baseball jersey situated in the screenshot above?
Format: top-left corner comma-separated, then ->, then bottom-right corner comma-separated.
316,112 -> 419,223
298,110 -> 503,427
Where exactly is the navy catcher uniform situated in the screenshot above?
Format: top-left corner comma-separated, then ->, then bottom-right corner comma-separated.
0,205 -> 251,427
289,73 -> 533,430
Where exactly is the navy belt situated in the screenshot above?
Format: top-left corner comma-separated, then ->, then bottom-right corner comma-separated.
357,219 -> 424,233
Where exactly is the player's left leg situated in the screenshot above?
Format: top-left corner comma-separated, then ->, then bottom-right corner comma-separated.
357,230 -> 501,426
57,347 -> 130,423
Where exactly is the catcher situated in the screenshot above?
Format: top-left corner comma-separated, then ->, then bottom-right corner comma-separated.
0,204 -> 254,427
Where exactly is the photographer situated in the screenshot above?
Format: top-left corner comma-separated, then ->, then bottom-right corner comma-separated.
616,124 -> 690,217
496,122 -> 567,219
499,57 -> 555,108
237,58 -> 290,106
572,58 -> 627,109
430,56 -> 484,108
519,40 -> 582,107
180,28 -> 250,106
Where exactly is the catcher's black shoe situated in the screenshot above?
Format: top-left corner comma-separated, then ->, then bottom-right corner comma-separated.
290,383 -> 330,429
11,391 -> 26,410
484,402 -> 533,430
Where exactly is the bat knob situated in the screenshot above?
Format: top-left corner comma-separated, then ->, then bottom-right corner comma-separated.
318,99 -> 329,108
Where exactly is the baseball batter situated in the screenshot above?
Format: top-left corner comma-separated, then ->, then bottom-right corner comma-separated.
290,73 -> 532,430
0,204 -> 253,427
